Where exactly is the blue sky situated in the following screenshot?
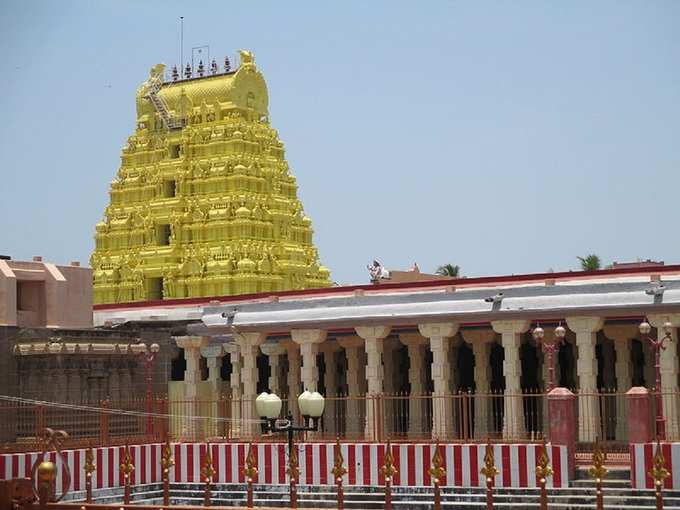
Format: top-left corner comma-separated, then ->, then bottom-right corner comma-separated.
1,1 -> 678,285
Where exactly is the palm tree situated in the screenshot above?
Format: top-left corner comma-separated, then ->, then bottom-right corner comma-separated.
436,264 -> 460,277
577,254 -> 601,271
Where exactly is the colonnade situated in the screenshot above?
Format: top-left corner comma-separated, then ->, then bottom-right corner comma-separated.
174,313 -> 680,441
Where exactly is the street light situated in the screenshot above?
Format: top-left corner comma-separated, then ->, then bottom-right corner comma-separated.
256,389 -> 325,509
639,319 -> 673,440
532,324 -> 566,391
135,342 -> 161,437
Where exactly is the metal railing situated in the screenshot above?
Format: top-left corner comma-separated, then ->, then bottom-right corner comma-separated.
2,389 -> 679,452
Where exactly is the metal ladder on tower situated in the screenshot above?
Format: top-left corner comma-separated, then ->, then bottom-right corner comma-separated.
144,74 -> 180,130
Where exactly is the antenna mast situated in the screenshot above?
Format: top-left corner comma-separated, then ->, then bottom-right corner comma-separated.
180,16 -> 184,68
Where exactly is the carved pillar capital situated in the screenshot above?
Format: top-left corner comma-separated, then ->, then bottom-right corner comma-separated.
291,329 -> 327,345
398,332 -> 428,347
418,322 -> 459,339
174,335 -> 210,350
565,316 -> 604,334
461,329 -> 495,345
355,326 -> 391,341
491,320 -> 530,336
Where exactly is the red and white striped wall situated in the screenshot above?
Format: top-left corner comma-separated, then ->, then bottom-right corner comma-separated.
0,442 -> 569,494
630,442 -> 680,490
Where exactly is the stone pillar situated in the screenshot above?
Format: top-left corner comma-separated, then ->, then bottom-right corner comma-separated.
566,316 -> 604,442
174,336 -> 210,439
235,332 -> 267,437
604,325 -> 635,440
260,343 -> 286,394
282,341 -> 302,422
224,343 -> 242,435
547,387 -> 576,478
339,336 -> 365,437
321,343 -> 342,434
291,329 -> 327,393
200,344 -> 224,437
626,386 -> 653,443
491,320 -> 530,440
201,345 -> 224,391
399,333 -> 428,437
382,338 -> 401,435
648,314 -> 680,440
462,329 -> 495,438
355,326 -> 391,440
418,322 -> 459,440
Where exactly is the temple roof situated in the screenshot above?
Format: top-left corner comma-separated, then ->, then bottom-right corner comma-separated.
202,277 -> 680,332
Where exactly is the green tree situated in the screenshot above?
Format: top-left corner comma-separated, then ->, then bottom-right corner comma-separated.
577,254 -> 601,271
436,264 -> 460,277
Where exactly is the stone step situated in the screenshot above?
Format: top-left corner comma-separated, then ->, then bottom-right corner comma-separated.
83,483 -> 680,510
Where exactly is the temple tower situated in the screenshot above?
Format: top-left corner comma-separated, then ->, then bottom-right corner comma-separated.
91,51 -> 331,304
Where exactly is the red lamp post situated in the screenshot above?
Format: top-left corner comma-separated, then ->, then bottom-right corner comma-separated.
639,319 -> 673,440
532,324 -> 567,392
135,342 -> 161,437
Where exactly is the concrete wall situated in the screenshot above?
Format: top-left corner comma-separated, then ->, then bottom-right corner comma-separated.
0,259 -> 92,328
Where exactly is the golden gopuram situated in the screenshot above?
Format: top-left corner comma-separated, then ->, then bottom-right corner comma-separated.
91,50 -> 332,304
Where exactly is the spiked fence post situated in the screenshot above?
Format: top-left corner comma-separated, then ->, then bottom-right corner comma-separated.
243,443 -> 258,509
588,440 -> 607,510
331,438 -> 347,510
380,439 -> 397,510
84,445 -> 96,503
202,441 -> 216,507
287,444 -> 300,509
535,440 -> 553,510
160,435 -> 174,506
429,441 -> 446,510
649,440 -> 670,510
480,442 -> 498,510
120,442 -> 135,505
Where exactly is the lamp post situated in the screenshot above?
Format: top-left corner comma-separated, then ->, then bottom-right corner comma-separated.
639,319 -> 673,440
532,324 -> 566,392
135,342 -> 161,437
256,389 -> 325,509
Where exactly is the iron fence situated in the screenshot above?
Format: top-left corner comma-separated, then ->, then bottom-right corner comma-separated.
1,389 -> 679,452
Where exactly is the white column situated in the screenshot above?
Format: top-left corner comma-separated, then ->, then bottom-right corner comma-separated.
382,338 -> 401,435
200,344 -> 225,436
603,325 -> 636,440
223,343 -> 242,435
418,322 -> 459,440
260,343 -> 286,394
566,316 -> 604,442
355,326 -> 391,440
174,336 -> 210,439
648,314 -> 680,440
339,336 -> 365,437
321,343 -> 342,435
235,332 -> 267,437
399,333 -> 428,437
491,320 -> 530,440
282,340 -> 302,422
201,345 -> 224,389
291,329 -> 327,393
462,329 -> 495,439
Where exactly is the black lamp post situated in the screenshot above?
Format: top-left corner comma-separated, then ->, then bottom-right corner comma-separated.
256,390 -> 325,509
